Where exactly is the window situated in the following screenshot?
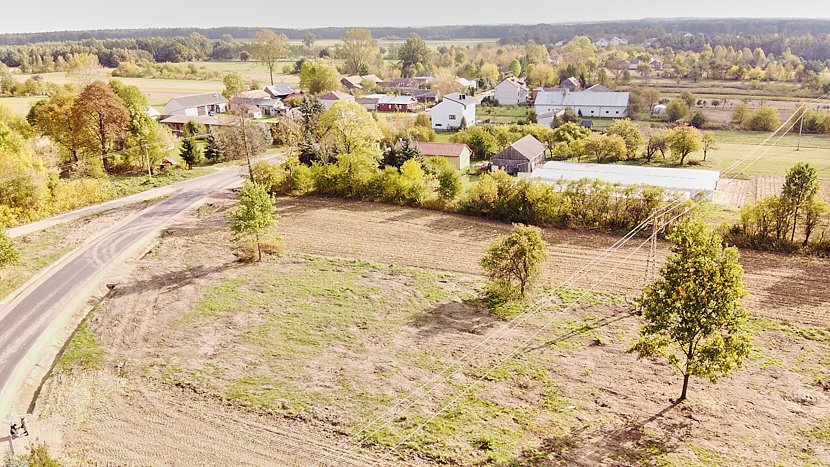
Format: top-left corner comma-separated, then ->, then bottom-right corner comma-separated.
449,114 -> 457,120
616,111 -> 620,114
435,123 -> 442,127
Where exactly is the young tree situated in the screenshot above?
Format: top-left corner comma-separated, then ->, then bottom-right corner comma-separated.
582,133 -> 627,163
302,31 -> 317,49
319,100 -> 383,156
480,224 -> 548,298
731,102 -> 750,125
398,34 -> 431,78
222,72 -> 246,99
606,119 -> 644,159
645,130 -> 669,161
632,219 -> 751,401
701,132 -> 717,161
642,88 -> 661,114
437,167 -> 462,202
782,162 -> 819,242
179,120 -> 205,169
230,181 -> 278,262
252,29 -> 289,85
341,28 -> 379,75
72,81 -> 130,172
745,105 -> 781,131
667,125 -> 702,165
204,129 -> 224,162
298,59 -> 341,94
679,91 -> 696,108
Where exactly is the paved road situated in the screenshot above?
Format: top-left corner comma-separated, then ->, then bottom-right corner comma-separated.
0,163 -> 258,418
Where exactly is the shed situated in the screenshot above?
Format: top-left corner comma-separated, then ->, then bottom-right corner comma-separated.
413,141 -> 471,171
653,104 -> 667,115
492,135 -> 546,175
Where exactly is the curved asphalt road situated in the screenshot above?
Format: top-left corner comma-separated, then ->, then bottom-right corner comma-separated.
0,164 -> 256,418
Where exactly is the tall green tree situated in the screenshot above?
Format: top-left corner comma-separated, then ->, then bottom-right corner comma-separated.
606,119 -> 644,159
222,72 -> 246,99
31,89 -> 81,164
480,224 -> 548,298
398,34 -> 431,78
782,162 -> 819,242
632,219 -> 751,401
341,28 -> 379,75
667,125 -> 702,165
298,59 -> 341,94
179,120 -> 205,169
230,181 -> 278,262
252,29 -> 289,85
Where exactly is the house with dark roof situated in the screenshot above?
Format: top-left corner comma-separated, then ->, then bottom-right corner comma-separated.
492,135 -> 546,175
494,77 -> 528,105
413,141 -> 471,171
164,93 -> 228,117
264,84 -> 297,99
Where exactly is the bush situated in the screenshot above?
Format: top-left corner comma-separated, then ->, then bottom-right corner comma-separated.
437,168 -> 462,202
745,106 -> 780,131
666,99 -> 688,122
250,161 -> 287,194
689,111 -> 706,129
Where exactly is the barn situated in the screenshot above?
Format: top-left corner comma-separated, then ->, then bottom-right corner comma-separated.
492,135 -> 547,175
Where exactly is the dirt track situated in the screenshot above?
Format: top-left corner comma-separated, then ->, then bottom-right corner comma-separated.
277,196 -> 830,327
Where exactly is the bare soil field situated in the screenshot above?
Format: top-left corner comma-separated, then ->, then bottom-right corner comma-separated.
33,195 -> 830,466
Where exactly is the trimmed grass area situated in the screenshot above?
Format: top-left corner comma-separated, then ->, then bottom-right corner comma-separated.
108,167 -> 215,197
56,320 -> 105,372
0,96 -> 43,115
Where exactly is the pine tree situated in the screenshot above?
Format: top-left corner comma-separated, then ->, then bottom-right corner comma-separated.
204,130 -> 223,162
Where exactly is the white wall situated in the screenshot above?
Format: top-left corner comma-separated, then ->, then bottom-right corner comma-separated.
494,81 -> 526,106
534,104 -> 627,118
430,100 -> 476,130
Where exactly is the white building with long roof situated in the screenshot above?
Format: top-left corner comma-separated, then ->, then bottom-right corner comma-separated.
524,161 -> 720,200
534,90 -> 630,118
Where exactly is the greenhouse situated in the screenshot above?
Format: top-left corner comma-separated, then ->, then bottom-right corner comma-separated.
523,161 -> 721,200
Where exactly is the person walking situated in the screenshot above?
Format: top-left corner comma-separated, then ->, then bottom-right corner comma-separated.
9,423 -> 18,439
19,417 -> 28,436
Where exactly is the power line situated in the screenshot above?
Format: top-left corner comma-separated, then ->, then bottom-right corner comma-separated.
319,95 -> 821,466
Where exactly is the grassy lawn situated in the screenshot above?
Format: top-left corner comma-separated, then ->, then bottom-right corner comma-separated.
189,61 -> 300,85
108,167 -> 215,197
0,96 -> 44,115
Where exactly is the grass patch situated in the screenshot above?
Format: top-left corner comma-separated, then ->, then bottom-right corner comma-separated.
108,167 -> 215,197
56,321 -> 104,372
749,317 -> 830,344
798,418 -> 830,442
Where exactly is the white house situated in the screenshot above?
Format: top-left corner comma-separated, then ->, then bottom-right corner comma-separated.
595,38 -> 609,48
164,93 -> 228,117
610,36 -> 628,46
493,77 -> 528,106
534,90 -> 630,118
456,77 -> 478,90
430,92 -> 476,130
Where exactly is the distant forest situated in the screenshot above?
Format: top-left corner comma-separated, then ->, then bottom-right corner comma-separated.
1,18 -> 829,45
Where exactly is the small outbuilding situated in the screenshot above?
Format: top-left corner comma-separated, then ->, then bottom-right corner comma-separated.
414,141 -> 471,171
492,135 -> 546,175
653,104 -> 667,115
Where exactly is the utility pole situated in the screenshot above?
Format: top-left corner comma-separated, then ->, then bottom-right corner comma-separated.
239,112 -> 254,182
644,213 -> 659,286
796,107 -> 804,151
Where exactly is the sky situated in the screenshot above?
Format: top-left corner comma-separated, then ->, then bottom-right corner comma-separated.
0,1 -> 825,33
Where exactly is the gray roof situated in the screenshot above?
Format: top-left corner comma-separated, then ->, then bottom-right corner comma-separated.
160,115 -> 233,125
443,92 -> 474,107
585,84 -> 612,92
166,93 -> 228,111
507,135 -> 546,160
378,95 -> 417,105
264,84 -> 296,97
534,90 -> 630,108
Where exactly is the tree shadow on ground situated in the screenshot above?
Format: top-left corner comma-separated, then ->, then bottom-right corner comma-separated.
513,401 -> 688,466
110,262 -> 240,297
410,300 -> 501,339
522,307 -> 636,354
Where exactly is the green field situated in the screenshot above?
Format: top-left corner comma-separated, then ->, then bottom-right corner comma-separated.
190,61 -> 301,85
0,96 -> 43,115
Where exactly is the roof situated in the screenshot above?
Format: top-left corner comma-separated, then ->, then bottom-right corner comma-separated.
442,92 -> 475,107
534,90 -> 630,108
534,86 -> 568,93
499,77 -> 528,91
362,74 -> 383,83
413,141 -> 470,158
166,93 -> 228,111
235,90 -> 270,99
342,75 -> 364,87
504,135 -> 546,161
319,91 -> 354,101
160,115 -> 233,125
561,77 -> 580,87
378,95 -> 417,105
456,77 -> 478,88
356,97 -> 380,104
145,106 -> 161,117
264,84 -> 296,97
529,161 -> 720,195
585,84 -> 612,92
